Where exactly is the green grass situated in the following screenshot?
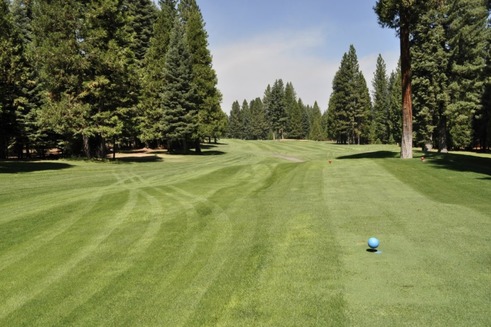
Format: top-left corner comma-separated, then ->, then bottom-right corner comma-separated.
0,140 -> 490,326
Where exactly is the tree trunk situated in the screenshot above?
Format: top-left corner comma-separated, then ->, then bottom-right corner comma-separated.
400,8 -> 413,159
195,138 -> 201,154
83,135 -> 91,159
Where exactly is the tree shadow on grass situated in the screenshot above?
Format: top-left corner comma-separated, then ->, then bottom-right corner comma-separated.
0,161 -> 73,174
114,155 -> 163,163
425,152 -> 491,178
337,151 -> 400,160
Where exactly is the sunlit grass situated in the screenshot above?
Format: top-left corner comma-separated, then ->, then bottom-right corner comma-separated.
0,140 -> 490,326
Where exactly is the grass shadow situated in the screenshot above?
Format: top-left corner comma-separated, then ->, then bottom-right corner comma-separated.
425,152 -> 491,178
337,151 -> 400,160
0,160 -> 73,174
115,155 -> 163,163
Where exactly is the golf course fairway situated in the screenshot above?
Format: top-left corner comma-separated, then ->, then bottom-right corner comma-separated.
1,140 -> 490,326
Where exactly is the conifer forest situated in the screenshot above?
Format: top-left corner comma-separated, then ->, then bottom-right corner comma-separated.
1,0 -> 490,159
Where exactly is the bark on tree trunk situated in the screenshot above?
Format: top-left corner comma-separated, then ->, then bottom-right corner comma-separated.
400,9 -> 413,159
83,135 -> 91,159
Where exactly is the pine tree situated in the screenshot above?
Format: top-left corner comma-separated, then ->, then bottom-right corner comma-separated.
299,98 -> 310,139
31,0 -> 90,156
80,0 -> 138,158
446,0 -> 489,149
412,3 -> 450,152
388,65 -> 402,144
139,0 -> 177,147
249,97 -> 269,140
125,0 -> 158,63
327,45 -> 370,144
371,54 -> 390,144
355,72 -> 372,144
179,0 -> 223,152
309,102 -> 325,141
10,0 -> 40,158
161,17 -> 198,153
285,82 -> 303,139
228,100 -> 242,139
375,0 -> 437,157
0,0 -> 14,158
265,79 -> 288,140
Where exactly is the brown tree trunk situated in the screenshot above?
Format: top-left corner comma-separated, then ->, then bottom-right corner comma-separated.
400,8 -> 413,159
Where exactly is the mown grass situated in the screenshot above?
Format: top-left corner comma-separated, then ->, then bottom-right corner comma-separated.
0,140 -> 490,326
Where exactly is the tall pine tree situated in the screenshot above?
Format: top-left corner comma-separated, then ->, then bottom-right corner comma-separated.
179,0 -> 223,152
161,16 -> 198,153
371,54 -> 390,144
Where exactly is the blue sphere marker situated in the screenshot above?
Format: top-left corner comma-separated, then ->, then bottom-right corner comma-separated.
368,237 -> 380,249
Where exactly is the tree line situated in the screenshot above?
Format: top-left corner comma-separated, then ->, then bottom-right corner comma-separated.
227,47 -> 402,145
0,0 -> 227,159
229,0 -> 491,153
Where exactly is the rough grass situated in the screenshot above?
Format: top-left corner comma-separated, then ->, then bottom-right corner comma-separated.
0,140 -> 490,326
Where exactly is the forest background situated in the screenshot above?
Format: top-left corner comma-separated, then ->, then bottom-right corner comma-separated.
0,0 -> 490,159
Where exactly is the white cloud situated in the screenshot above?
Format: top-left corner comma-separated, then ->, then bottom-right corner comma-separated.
211,27 -> 400,114
212,27 -> 336,113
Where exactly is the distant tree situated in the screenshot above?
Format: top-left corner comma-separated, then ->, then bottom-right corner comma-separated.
285,82 -> 303,139
327,45 -> 370,144
309,102 -> 325,141
371,54 -> 390,144
240,99 -> 252,139
228,100 -> 242,139
387,65 -> 402,144
265,79 -> 288,140
249,97 -> 269,140
161,17 -> 198,152
299,98 -> 311,138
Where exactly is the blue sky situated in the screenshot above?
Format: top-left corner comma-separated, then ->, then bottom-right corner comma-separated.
181,1 -> 400,112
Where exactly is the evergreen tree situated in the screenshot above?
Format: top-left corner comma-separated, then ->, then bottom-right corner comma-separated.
10,0 -> 40,158
285,82 -> 303,139
412,3 -> 450,152
31,0 -> 89,156
265,79 -> 287,140
0,0 -> 14,158
371,54 -> 390,144
80,0 -> 138,158
161,17 -> 198,153
388,65 -> 403,144
139,0 -> 177,147
179,0 -> 223,152
355,72 -> 372,144
125,0 -> 158,63
327,45 -> 370,144
375,0 -> 437,157
446,0 -> 489,149
299,98 -> 310,139
0,0 -> 36,158
240,99 -> 252,139
228,100 -> 242,139
309,102 -> 325,141
249,97 -> 269,140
